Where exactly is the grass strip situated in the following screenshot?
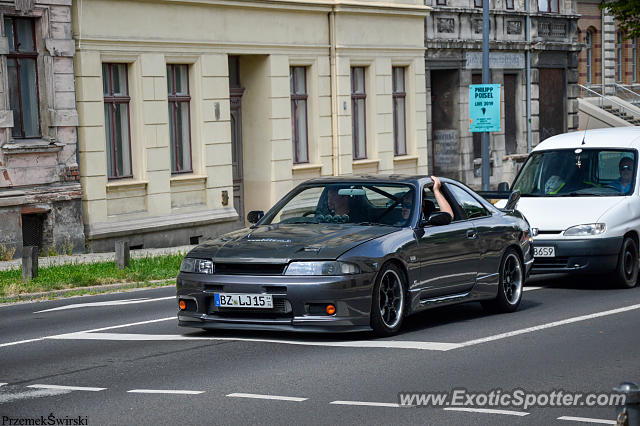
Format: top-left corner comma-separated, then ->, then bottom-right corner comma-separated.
0,254 -> 183,297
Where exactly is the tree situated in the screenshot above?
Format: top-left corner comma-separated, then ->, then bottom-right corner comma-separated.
601,0 -> 640,39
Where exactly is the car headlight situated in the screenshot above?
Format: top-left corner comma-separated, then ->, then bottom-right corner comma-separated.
284,261 -> 360,276
563,223 -> 606,236
180,258 -> 214,274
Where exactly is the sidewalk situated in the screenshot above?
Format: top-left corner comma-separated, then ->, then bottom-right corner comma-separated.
0,245 -> 194,271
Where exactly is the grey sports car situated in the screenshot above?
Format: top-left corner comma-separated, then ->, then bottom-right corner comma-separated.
177,175 -> 533,336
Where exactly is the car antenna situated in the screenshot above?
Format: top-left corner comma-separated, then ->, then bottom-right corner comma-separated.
581,118 -> 590,145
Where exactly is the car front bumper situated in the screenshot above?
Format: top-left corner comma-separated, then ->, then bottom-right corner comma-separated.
531,236 -> 623,274
176,271 -> 376,332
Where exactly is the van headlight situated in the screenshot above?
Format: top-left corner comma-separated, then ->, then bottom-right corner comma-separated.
180,258 -> 214,274
285,261 -> 360,275
563,223 -> 606,236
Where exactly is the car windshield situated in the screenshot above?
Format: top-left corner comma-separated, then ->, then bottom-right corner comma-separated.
512,148 -> 637,197
260,183 -> 416,226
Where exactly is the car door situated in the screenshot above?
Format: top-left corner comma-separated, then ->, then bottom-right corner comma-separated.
414,184 -> 479,299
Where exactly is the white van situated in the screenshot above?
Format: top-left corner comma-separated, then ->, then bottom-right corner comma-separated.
500,127 -> 640,288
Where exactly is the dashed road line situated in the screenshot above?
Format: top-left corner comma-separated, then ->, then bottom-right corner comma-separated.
34,297 -> 175,313
227,393 -> 307,402
330,400 -> 401,408
0,383 -> 7,387
127,389 -> 204,395
557,416 -> 616,424
0,389 -> 71,404
523,286 -> 544,291
0,337 -> 45,348
26,384 -> 106,392
444,407 -> 529,416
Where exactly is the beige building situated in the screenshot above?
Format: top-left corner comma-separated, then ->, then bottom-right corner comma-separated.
71,0 -> 429,251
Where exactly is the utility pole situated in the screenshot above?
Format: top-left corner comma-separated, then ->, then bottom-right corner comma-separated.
481,0 -> 491,191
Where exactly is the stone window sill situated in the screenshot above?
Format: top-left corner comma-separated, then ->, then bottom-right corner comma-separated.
2,139 -> 63,155
106,180 -> 148,190
352,158 -> 380,167
292,163 -> 323,172
393,154 -> 419,162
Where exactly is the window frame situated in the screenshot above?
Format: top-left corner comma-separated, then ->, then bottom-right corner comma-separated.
538,0 -> 559,13
617,31 -> 623,82
436,0 -> 447,5
505,0 -> 514,10
167,64 -> 193,175
474,0 -> 483,8
586,30 -> 593,84
392,66 -> 407,157
103,63 -> 133,180
290,66 -> 309,164
633,37 -> 638,83
351,66 -> 367,160
5,16 -> 41,139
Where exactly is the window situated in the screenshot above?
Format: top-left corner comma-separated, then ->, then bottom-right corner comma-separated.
351,67 -> 367,160
474,0 -> 483,8
586,30 -> 593,84
633,37 -> 638,83
448,184 -> 489,219
290,67 -> 308,164
505,0 -> 514,9
436,0 -> 446,5
167,64 -> 192,174
4,17 -> 40,139
392,67 -> 407,156
103,63 -> 132,179
617,31 -> 623,82
538,0 -> 558,12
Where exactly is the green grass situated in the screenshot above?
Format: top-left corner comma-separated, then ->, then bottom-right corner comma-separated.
0,254 -> 183,297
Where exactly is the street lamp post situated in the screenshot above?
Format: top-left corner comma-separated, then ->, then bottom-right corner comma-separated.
481,0 -> 491,191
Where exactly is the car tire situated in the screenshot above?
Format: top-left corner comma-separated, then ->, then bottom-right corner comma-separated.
481,248 -> 524,314
615,237 -> 639,289
370,263 -> 406,337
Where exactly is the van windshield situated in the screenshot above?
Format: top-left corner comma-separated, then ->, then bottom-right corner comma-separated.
512,149 -> 636,197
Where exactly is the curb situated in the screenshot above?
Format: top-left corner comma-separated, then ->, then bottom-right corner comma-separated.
1,279 -> 176,304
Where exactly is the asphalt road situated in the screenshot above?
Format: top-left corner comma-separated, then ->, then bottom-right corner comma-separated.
1,275 -> 639,425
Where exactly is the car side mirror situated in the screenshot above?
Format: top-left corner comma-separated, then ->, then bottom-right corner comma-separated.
505,190 -> 521,211
498,182 -> 510,192
247,210 -> 264,224
425,211 -> 452,226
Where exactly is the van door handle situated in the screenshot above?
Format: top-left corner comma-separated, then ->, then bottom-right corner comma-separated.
466,230 -> 477,240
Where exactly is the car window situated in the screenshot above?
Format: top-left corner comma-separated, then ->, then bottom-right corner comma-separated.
448,184 -> 489,219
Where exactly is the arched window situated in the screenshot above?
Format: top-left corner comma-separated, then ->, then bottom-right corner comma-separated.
586,30 -> 593,84
617,31 -> 623,82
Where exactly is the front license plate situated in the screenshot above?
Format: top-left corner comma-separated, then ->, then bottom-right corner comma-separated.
214,293 -> 273,309
534,246 -> 555,257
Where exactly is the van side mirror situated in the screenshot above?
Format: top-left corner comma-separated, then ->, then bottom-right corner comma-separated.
505,190 -> 521,211
424,211 -> 452,227
498,182 -> 510,192
247,210 -> 264,224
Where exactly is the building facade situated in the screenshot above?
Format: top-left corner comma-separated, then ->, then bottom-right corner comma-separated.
72,0 -> 429,252
0,0 -> 83,258
426,0 -> 581,188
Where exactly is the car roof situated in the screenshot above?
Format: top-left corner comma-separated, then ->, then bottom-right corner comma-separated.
533,127 -> 640,151
302,174 -> 431,186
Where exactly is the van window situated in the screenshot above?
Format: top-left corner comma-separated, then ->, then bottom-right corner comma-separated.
512,149 -> 636,196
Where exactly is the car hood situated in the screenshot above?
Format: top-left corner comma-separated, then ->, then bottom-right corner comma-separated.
514,196 -> 625,231
188,224 -> 398,262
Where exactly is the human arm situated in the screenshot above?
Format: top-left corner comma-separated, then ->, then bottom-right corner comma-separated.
430,176 -> 454,218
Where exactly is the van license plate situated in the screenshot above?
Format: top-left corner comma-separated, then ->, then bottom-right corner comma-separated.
534,246 -> 555,257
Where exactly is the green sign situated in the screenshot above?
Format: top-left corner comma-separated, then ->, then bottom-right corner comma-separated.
469,84 -> 501,132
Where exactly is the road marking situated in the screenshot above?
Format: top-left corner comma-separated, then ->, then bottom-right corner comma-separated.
0,337 -> 46,348
458,303 -> 640,348
0,383 -> 7,387
523,286 -> 544,291
227,393 -> 307,402
0,389 -> 71,403
557,416 -> 616,424
330,400 -> 401,408
34,297 -> 175,313
26,384 -> 105,392
444,407 -> 529,416
49,332 -> 463,351
127,389 -> 204,395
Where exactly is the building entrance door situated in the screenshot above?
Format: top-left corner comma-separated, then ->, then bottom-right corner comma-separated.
538,68 -> 565,142
229,57 -> 245,224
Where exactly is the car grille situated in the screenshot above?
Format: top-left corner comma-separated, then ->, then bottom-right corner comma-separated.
214,263 -> 286,275
534,257 -> 569,269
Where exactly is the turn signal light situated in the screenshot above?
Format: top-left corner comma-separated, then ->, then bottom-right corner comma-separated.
179,300 -> 187,310
326,304 -> 336,315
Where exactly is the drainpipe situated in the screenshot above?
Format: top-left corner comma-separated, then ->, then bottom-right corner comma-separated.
329,8 -> 340,176
526,0 -> 532,152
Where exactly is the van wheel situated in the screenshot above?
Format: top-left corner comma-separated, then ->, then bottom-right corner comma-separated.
616,237 -> 639,288
481,248 -> 524,313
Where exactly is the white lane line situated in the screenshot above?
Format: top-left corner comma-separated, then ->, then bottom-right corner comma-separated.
227,393 -> 307,402
444,407 -> 529,416
330,400 -> 401,408
34,297 -> 175,313
49,332 -> 463,351
26,384 -> 105,392
0,389 -> 71,404
0,317 -> 175,349
557,416 -> 616,424
523,286 -> 544,291
127,389 -> 204,395
458,303 -> 640,348
0,383 -> 7,387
